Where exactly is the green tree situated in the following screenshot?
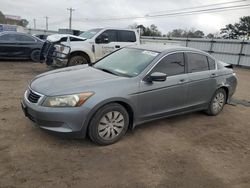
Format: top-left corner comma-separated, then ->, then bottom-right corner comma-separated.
0,11 -> 5,23
167,28 -> 204,38
128,23 -> 162,36
220,16 -> 250,39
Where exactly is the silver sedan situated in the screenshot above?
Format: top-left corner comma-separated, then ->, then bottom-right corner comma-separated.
21,45 -> 237,145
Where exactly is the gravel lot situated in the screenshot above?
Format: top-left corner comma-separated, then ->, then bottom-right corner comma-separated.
0,61 -> 250,188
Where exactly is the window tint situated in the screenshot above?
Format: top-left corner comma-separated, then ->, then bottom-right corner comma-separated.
186,53 -> 209,73
207,57 -> 216,70
0,34 -> 17,41
152,53 -> 185,76
102,30 -> 118,42
118,30 -> 136,42
16,35 -> 35,42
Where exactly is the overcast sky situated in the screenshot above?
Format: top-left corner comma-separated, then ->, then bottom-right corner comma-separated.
1,0 -> 250,34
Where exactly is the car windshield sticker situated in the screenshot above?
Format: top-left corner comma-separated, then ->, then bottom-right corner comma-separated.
142,51 -> 158,57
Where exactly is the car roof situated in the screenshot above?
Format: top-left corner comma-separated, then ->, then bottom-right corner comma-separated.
0,31 -> 43,42
127,44 -> 208,55
0,31 -> 29,35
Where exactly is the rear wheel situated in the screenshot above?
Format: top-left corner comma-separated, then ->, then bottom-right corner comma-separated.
88,103 -> 129,145
68,55 -> 88,66
30,49 -> 40,62
206,88 -> 226,116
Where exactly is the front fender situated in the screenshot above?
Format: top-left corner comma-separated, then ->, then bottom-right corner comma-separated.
80,97 -> 137,137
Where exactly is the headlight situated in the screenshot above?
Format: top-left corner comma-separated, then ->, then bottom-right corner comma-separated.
42,92 -> 94,107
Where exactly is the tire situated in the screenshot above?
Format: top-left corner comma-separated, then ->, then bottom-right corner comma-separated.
68,55 -> 88,66
88,103 -> 129,145
30,49 -> 40,62
206,88 -> 227,116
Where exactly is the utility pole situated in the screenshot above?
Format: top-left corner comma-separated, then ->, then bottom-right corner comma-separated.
33,19 -> 36,29
67,8 -> 75,30
45,16 -> 49,30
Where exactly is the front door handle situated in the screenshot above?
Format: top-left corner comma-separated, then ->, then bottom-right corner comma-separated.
115,45 -> 120,48
210,73 -> 217,77
179,79 -> 186,84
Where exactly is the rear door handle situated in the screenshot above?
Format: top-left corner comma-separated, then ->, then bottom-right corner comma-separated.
115,45 -> 120,48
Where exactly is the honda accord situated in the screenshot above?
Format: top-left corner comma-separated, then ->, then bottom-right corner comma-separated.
21,45 -> 237,145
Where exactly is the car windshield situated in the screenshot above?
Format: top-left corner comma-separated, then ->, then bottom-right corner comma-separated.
79,28 -> 102,39
94,48 -> 159,77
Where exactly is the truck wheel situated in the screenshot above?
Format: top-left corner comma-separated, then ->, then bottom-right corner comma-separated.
68,55 -> 88,66
30,49 -> 40,62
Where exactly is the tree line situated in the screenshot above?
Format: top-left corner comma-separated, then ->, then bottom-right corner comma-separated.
0,11 -> 29,27
129,16 -> 250,39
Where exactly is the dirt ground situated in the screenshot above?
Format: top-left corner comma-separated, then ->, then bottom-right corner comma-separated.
0,61 -> 249,188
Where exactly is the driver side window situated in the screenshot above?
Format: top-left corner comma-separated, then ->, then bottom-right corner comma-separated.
152,53 -> 185,76
97,30 -> 118,43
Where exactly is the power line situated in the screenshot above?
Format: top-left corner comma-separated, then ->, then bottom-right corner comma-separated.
77,2 -> 250,22
67,8 -> 75,29
148,0 -> 249,15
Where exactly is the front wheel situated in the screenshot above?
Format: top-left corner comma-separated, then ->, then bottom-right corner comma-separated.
88,103 -> 129,145
206,88 -> 226,116
68,55 -> 88,66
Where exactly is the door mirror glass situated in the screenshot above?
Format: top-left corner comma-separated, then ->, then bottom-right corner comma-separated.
147,72 -> 167,82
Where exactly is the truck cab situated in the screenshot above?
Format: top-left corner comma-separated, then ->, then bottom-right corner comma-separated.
42,28 -> 140,67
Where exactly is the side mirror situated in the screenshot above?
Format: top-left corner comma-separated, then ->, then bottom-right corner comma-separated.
146,72 -> 167,82
95,33 -> 109,44
102,33 -> 109,44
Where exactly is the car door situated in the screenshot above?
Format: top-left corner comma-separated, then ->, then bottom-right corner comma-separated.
94,30 -> 120,60
185,52 -> 217,108
138,52 -> 188,121
15,34 -> 37,58
0,33 -> 19,58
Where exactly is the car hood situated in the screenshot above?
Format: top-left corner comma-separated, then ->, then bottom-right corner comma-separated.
30,65 -> 119,96
47,34 -> 86,42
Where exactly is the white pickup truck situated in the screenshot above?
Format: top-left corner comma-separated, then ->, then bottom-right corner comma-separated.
40,28 -> 140,67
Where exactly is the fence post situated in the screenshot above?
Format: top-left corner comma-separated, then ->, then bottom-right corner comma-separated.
237,39 -> 245,66
209,37 -> 214,54
185,37 -> 189,47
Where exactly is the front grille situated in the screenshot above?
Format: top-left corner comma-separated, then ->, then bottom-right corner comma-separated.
27,90 -> 41,103
40,40 -> 55,65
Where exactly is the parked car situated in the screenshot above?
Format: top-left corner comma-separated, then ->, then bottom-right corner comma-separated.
21,45 -> 237,145
40,28 -> 140,67
0,31 -> 43,61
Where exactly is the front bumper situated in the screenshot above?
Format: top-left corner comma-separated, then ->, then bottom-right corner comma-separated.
21,94 -> 91,138
50,57 -> 68,68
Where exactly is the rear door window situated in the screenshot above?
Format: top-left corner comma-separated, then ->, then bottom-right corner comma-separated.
0,34 -> 17,42
152,53 -> 185,76
118,30 -> 136,42
17,35 -> 35,42
207,57 -> 216,70
186,53 -> 209,73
